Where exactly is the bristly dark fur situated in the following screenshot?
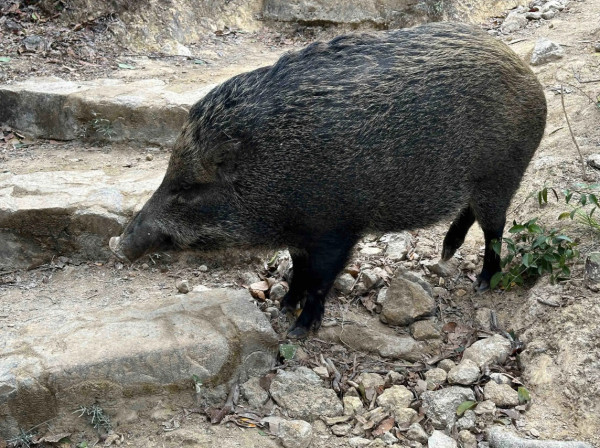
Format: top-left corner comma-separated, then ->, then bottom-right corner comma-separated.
113,22 -> 547,338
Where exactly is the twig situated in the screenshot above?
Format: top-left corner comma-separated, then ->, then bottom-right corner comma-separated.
560,85 -> 590,181
574,73 -> 600,84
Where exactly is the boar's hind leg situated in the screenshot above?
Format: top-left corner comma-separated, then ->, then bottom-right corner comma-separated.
471,198 -> 508,292
280,249 -> 310,314
441,206 -> 476,261
287,232 -> 359,339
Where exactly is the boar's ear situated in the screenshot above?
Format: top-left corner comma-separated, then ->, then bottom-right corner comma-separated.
211,140 -> 242,182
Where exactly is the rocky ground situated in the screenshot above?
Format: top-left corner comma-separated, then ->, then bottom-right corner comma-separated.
1,0 -> 600,447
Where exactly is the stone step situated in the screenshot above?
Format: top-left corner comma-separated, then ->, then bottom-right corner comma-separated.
0,77 -> 218,147
0,168 -> 162,270
0,288 -> 278,439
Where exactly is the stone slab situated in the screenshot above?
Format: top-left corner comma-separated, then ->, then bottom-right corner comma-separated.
0,169 -> 161,269
0,288 -> 278,439
0,77 -> 217,146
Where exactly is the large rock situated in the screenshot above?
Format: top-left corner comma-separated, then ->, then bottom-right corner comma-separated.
421,386 -> 475,429
381,275 -> 436,327
0,289 -> 278,439
319,317 -> 428,361
501,9 -> 528,33
428,430 -> 458,448
0,169 -> 161,269
269,368 -> 343,421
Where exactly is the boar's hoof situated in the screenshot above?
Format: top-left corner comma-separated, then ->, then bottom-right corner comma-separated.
287,317 -> 322,340
474,276 -> 491,292
109,236 -> 128,261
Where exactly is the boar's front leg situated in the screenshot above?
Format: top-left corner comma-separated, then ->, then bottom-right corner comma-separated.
287,231 -> 359,339
280,249 -> 310,314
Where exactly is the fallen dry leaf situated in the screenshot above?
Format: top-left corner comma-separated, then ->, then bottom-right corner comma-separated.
372,417 -> 395,437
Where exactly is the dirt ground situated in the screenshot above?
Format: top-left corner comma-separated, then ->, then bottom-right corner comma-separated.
1,0 -> 600,447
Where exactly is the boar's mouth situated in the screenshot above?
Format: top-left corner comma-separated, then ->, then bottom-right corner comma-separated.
109,233 -> 173,263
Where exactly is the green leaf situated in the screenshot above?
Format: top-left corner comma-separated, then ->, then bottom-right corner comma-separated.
0,56 -> 10,63
580,195 -> 587,206
279,344 -> 297,360
527,223 -> 543,234
570,209 -> 578,220
590,194 -> 599,207
522,253 -> 532,267
194,59 -> 207,64
509,225 -> 526,233
258,430 -> 267,436
565,190 -> 573,203
558,212 -> 571,220
78,443 -> 88,448
491,239 -> 502,256
456,400 -> 477,416
118,63 -> 136,69
490,272 -> 503,289
518,386 -> 531,403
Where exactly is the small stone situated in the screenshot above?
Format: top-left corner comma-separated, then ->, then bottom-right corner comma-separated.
501,10 -> 527,33
585,252 -> 600,283
313,366 -> 329,379
428,430 -> 458,448
344,396 -> 364,416
331,423 -> 352,436
240,377 -> 269,409
385,370 -> 405,385
176,279 -> 190,294
368,439 -> 387,448
376,385 -> 413,410
199,264 -> 208,272
437,359 -> 456,372
489,373 -> 511,385
270,283 -> 287,302
595,43 -> 600,53
334,273 -> 355,295
381,276 -> 435,326
421,258 -> 459,277
358,372 -> 386,389
541,10 -> 556,19
455,289 -> 467,297
525,11 -> 542,19
146,153 -> 154,161
588,154 -> 600,169
380,431 -> 398,445
349,437 -> 371,447
411,320 -> 441,341
474,308 -> 492,331
456,410 -> 476,431
362,269 -> 382,289
270,369 -> 343,421
462,335 -> 512,368
474,400 -> 496,416
394,407 -> 418,428
361,246 -> 383,255
432,287 -> 449,298
278,419 -> 313,448
542,0 -> 564,12
447,359 -> 480,385
458,430 -> 477,448
364,407 -> 388,429
425,368 -> 447,390
483,381 -> 520,407
407,423 -> 429,443
531,38 -> 564,65
383,232 -> 413,260
141,263 -> 149,270
421,386 -> 475,429
376,288 -> 388,304
265,307 -> 279,319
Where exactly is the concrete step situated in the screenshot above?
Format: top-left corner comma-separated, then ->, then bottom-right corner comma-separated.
0,288 -> 278,439
0,167 -> 161,270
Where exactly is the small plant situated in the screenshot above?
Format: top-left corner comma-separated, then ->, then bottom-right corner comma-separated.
75,404 -> 112,433
7,429 -> 35,448
538,185 -> 600,234
91,116 -> 116,139
490,219 -> 579,290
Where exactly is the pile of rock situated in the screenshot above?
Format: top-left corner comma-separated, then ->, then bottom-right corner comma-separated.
234,332 -> 534,448
500,0 -> 567,34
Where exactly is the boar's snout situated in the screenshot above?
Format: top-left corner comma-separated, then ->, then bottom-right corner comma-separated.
109,211 -> 167,262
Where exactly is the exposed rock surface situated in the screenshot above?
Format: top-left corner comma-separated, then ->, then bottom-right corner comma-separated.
0,289 -> 277,438
530,38 -> 564,65
487,427 -> 594,448
462,335 -> 512,368
0,169 -> 161,269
